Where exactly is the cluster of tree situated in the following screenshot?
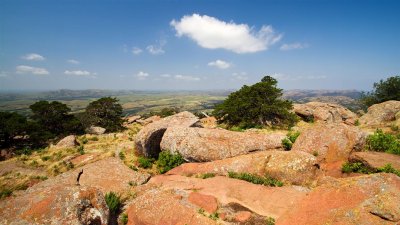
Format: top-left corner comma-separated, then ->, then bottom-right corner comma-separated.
142,107 -> 180,118
0,97 -> 123,151
213,76 -> 298,129
360,75 -> 400,107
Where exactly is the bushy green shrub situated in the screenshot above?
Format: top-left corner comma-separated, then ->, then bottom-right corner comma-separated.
377,164 -> 400,177
341,162 -> 371,174
228,172 -> 283,187
137,157 -> 154,169
77,146 -> 85,155
265,217 -> 276,225
366,129 -> 400,155
0,189 -> 12,199
119,152 -> 125,160
120,213 -> 128,225
282,131 -> 300,150
90,136 -> 99,141
105,192 -> 122,213
156,151 -> 185,174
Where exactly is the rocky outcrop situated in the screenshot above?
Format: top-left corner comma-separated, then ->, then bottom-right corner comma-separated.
292,123 -> 367,176
55,135 -> 78,148
29,157 -> 150,194
0,185 -> 109,225
126,188 -> 217,225
200,116 -> 218,128
349,151 -> 400,170
147,175 -> 310,219
359,100 -> 400,127
277,173 -> 400,225
135,112 -> 201,158
160,127 -> 285,162
125,115 -> 141,124
136,115 -> 161,126
293,102 -> 357,124
86,126 -> 106,135
168,150 -> 319,185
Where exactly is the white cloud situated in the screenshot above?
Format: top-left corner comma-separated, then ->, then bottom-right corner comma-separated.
67,59 -> 80,64
280,43 -> 309,51
160,74 -> 171,78
232,72 -> 248,80
272,73 -> 326,81
0,71 -> 8,77
64,70 -> 92,76
16,65 -> 49,75
174,74 -> 200,81
208,59 -> 232,69
132,47 -> 143,55
21,53 -> 45,61
146,45 -> 165,55
170,14 -> 282,53
136,71 -> 149,80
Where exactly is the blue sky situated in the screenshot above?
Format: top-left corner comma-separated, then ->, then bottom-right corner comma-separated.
0,0 -> 399,91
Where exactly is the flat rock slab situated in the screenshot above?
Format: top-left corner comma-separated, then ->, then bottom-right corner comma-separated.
277,173 -> 400,225
350,151 -> 400,170
168,150 -> 319,186
126,188 -> 217,225
26,157 -> 150,195
135,111 -> 200,158
160,127 -> 286,162
148,175 -> 310,219
0,185 -> 109,225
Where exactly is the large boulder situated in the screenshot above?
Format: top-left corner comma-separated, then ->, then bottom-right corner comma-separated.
359,100 -> 400,127
147,175 -> 310,220
292,123 -> 367,176
57,157 -> 150,193
135,112 -> 201,158
168,150 -> 320,185
160,127 -> 286,162
0,185 -> 109,225
55,135 -> 78,148
349,151 -> 400,171
126,188 -> 217,225
293,102 -> 357,124
277,173 -> 400,225
125,115 -> 141,124
86,126 -> 106,135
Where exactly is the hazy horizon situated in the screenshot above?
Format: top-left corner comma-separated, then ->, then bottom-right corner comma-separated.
1,0 -> 399,91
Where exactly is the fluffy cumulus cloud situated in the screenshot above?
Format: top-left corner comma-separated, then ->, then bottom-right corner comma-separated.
67,59 -> 80,64
64,70 -> 94,77
208,60 -> 231,69
16,65 -> 49,75
174,74 -> 200,81
136,71 -> 149,80
132,47 -> 143,55
280,43 -> 309,51
170,14 -> 282,53
146,40 -> 166,55
21,53 -> 45,61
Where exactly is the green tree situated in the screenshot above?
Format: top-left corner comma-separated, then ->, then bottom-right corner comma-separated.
29,101 -> 83,136
0,112 -> 28,148
213,76 -> 297,128
361,76 -> 400,107
85,97 -> 123,132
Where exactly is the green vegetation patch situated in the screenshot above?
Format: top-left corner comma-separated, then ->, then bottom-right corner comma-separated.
342,162 -> 400,177
282,131 -> 300,150
105,191 -> 122,213
156,151 -> 185,174
137,157 -> 155,169
228,171 -> 283,187
197,173 -> 216,179
366,129 -> 400,155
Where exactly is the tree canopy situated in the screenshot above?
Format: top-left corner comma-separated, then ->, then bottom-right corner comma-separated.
361,76 -> 400,107
213,75 -> 297,128
84,97 -> 123,132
